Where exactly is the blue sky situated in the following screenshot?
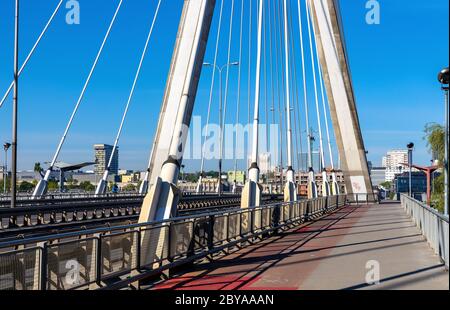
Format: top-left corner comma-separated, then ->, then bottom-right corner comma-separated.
0,0 -> 448,173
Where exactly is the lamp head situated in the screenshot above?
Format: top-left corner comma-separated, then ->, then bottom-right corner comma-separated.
3,143 -> 11,151
438,67 -> 449,85
407,142 -> 414,150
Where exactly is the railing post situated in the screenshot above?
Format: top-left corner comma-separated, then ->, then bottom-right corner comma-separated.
305,201 -> 310,222
38,241 -> 48,291
92,233 -> 102,288
167,223 -> 173,262
135,229 -> 141,271
207,215 -> 214,250
226,213 -> 230,241
250,210 -> 254,234
260,207 -> 263,229
239,212 -> 243,237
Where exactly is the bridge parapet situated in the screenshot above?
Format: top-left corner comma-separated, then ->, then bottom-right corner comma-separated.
401,194 -> 449,269
0,195 -> 348,290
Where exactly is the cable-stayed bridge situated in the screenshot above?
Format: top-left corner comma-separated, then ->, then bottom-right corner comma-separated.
0,0 -> 448,290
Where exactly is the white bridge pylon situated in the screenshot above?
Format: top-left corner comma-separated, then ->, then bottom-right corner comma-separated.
139,0 -> 372,234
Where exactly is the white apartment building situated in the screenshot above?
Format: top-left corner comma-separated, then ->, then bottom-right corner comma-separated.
383,150 -> 409,182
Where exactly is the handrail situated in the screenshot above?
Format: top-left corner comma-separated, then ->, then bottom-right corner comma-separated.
0,194 -> 351,290
401,194 -> 449,222
0,199 -> 297,248
400,194 -> 449,268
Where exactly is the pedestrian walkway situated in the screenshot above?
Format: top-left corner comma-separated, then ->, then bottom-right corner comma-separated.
151,202 -> 449,290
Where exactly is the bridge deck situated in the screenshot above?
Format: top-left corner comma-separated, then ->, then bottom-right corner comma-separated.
151,202 -> 449,290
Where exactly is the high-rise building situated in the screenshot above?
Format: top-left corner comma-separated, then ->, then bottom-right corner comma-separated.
383,150 -> 408,182
94,144 -> 119,178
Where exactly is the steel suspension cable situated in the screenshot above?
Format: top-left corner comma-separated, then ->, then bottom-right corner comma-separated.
297,0 -> 313,171
247,0 -> 252,127
198,0 -> 225,183
219,0 -> 236,184
262,0 -> 271,185
282,0 -> 293,175
287,1 -> 300,174
305,0 -> 325,171
309,2 -> 335,170
0,0 -> 64,108
263,1 -> 269,158
278,0 -> 287,170
232,0 -> 245,188
273,0 -> 284,189
40,0 -> 124,183
288,0 -> 305,173
268,0 -> 277,172
97,0 -> 162,193
249,0 -> 264,171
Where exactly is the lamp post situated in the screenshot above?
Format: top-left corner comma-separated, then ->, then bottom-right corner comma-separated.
11,0 -> 19,208
438,67 -> 449,215
407,142 -> 414,198
203,61 -> 239,196
3,143 -> 11,194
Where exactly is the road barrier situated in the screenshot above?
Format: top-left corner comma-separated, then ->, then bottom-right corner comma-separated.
0,195 -> 352,290
0,194 -> 281,230
401,194 -> 449,269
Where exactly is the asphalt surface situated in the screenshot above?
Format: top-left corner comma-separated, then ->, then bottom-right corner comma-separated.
151,202 -> 449,290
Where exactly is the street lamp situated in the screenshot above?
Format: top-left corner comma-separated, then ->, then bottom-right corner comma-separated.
407,142 -> 414,198
438,67 -> 449,215
203,61 -> 239,196
3,142 -> 11,194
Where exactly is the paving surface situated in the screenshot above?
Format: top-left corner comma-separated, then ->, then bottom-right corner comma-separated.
151,202 -> 449,290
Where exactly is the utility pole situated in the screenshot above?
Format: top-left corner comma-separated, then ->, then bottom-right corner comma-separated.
11,0 -> 19,208
203,62 -> 239,196
3,143 -> 11,194
407,142 -> 414,198
438,67 -> 449,215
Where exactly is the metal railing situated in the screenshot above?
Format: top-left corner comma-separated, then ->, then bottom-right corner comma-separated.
0,192 -> 144,202
401,194 -> 449,268
0,194 -> 280,230
0,191 -> 248,203
345,193 -> 380,204
0,195 -> 348,290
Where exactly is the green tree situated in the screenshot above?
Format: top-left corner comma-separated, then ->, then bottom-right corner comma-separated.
431,174 -> 444,213
79,181 -> 95,192
18,181 -> 34,192
424,123 -> 445,164
185,173 -> 199,183
122,184 -> 137,192
34,162 -> 44,179
48,180 -> 59,191
380,181 -> 392,189
424,123 -> 445,212
0,177 -> 11,193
